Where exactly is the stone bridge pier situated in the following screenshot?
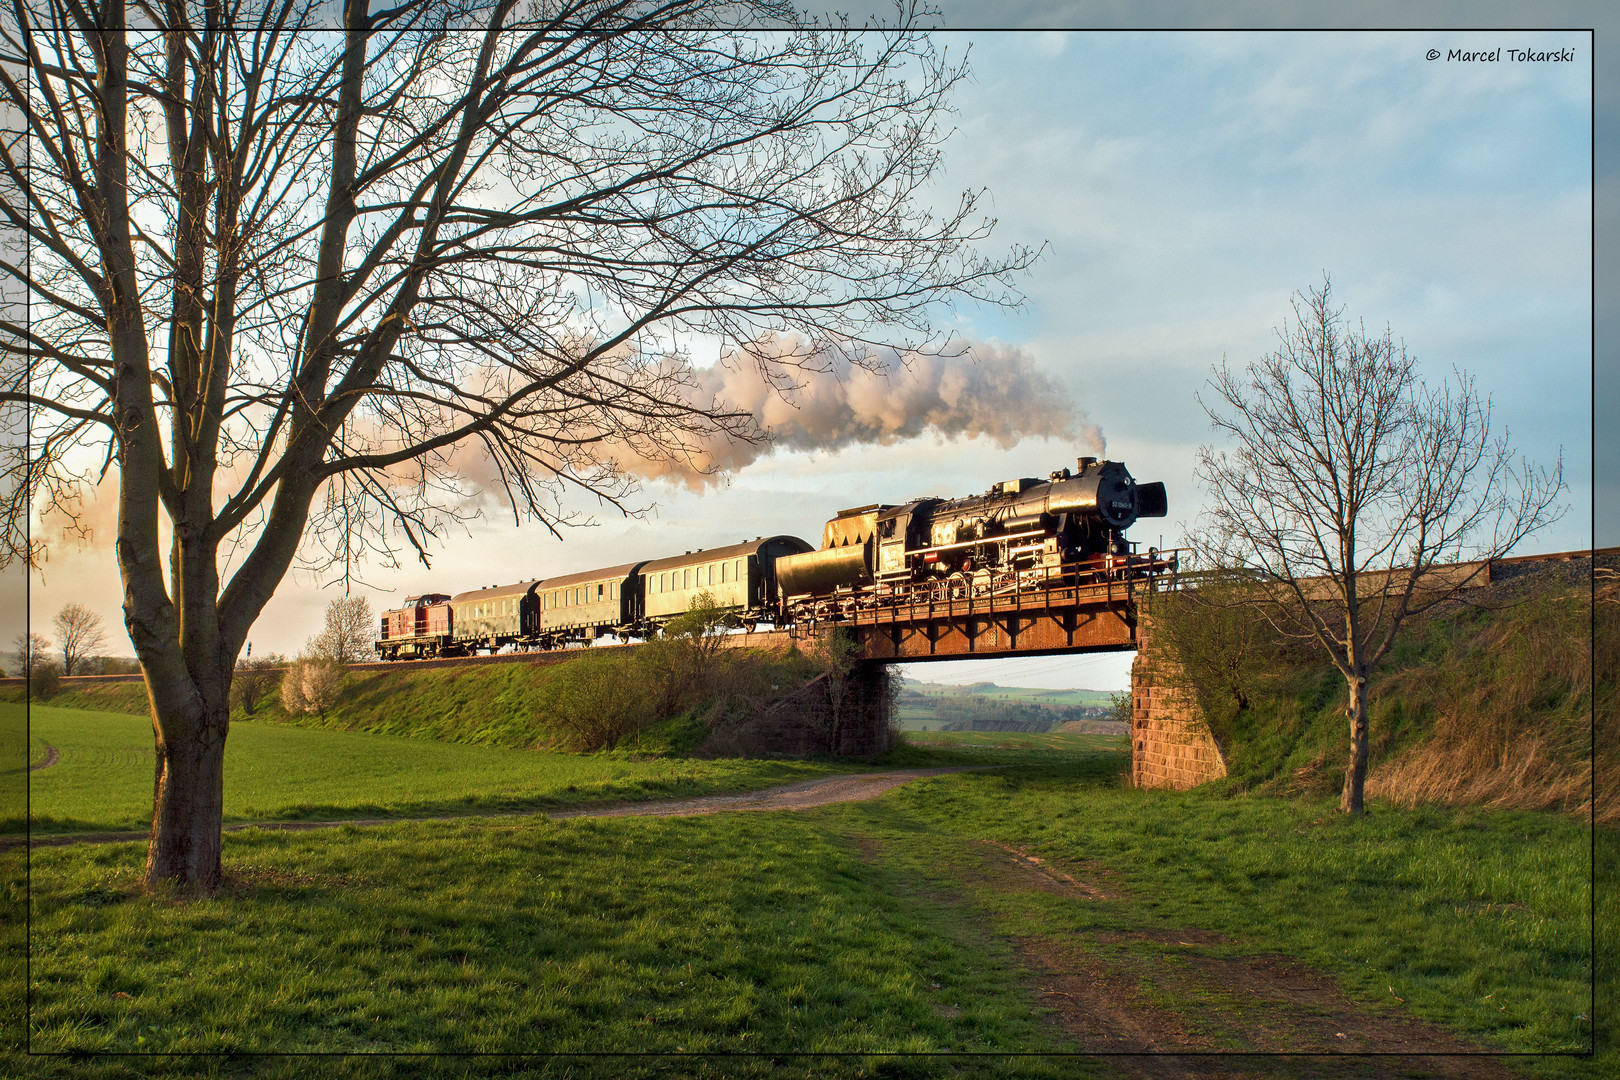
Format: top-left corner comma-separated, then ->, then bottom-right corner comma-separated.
1128,611 -> 1227,790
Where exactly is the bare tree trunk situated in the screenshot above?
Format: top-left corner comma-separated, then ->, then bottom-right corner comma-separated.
145,697 -> 229,890
1340,674 -> 1370,815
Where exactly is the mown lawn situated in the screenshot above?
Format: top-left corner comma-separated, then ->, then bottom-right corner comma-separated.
17,723 -> 1603,1079
16,704 -> 891,834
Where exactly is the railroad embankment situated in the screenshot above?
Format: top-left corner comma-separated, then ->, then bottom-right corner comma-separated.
1140,555 -> 1612,823
2,634 -> 890,758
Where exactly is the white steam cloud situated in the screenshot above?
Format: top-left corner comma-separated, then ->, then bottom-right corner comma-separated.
620,336 -> 1104,487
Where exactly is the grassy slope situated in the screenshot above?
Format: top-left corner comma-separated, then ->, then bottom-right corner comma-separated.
1183,566 -> 1604,822
16,739 -> 1604,1077
6,652 -> 820,754
17,704 -> 885,835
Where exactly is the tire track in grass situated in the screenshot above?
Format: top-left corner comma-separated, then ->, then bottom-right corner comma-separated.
29,743 -> 58,771
11,766 -> 1000,848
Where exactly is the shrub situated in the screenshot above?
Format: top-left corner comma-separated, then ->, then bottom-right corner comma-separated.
532,652 -> 654,751
29,659 -> 63,700
638,590 -> 732,718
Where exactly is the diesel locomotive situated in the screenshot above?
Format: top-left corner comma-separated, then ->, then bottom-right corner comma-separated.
373,458 -> 1166,659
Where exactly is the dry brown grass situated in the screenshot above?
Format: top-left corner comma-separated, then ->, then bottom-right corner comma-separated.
1367,730 -> 1600,821
1368,565 -> 1614,824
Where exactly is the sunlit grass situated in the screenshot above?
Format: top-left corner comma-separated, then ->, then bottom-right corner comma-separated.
14,705 -> 1602,1076
26,814 -> 1063,1059
22,704 -> 880,834
861,760 -> 1594,1058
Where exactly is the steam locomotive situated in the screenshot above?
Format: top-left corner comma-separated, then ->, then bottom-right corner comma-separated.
373,458 -> 1167,660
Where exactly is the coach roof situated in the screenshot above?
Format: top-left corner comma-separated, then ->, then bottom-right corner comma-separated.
535,561 -> 646,591
448,580 -> 542,605
639,536 -> 809,575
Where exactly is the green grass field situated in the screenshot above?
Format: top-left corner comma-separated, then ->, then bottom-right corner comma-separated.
14,705 -> 1603,1078
14,704 -> 886,834
900,730 -> 1125,754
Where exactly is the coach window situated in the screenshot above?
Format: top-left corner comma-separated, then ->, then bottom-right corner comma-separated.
681,569 -> 689,589
720,562 -> 730,584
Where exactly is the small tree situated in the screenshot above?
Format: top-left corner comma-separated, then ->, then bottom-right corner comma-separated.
308,597 -> 375,666
300,662 -> 344,720
279,657 -> 343,721
278,661 -> 308,716
641,592 -> 732,720
535,653 -> 655,751
1195,278 -> 1564,814
234,655 -> 285,716
52,604 -> 109,677
12,633 -> 51,679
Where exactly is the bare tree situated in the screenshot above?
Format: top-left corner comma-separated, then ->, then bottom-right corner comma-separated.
52,602 -> 108,675
232,652 -> 283,715
11,631 -> 50,677
308,596 -> 374,666
0,0 -> 1031,890
1195,277 -> 1564,815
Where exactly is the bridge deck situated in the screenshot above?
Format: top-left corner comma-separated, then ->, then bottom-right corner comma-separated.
774,570 -> 1164,663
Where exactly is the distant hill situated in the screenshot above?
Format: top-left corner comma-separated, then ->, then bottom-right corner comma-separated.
896,678 -> 1122,733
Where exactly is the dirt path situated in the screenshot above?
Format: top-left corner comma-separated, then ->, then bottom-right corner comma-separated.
28,743 -> 59,771
12,766 -> 992,849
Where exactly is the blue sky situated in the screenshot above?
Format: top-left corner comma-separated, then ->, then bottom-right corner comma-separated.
13,24 -> 1598,693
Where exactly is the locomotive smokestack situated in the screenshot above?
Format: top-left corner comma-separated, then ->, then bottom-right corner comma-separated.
1078,456 -> 1097,470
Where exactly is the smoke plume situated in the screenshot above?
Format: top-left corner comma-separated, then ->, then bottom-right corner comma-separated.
620,335 -> 1103,487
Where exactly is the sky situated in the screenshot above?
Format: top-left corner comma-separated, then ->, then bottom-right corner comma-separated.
6,18 -> 1598,693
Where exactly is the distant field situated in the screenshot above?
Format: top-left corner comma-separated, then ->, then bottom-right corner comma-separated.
903,729 -> 1126,754
903,681 -> 1115,708
20,705 -> 886,834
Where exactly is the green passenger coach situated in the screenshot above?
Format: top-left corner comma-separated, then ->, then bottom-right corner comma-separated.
537,561 -> 645,647
639,536 -> 812,628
